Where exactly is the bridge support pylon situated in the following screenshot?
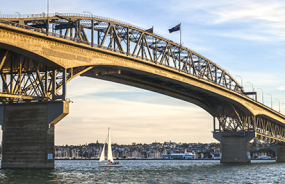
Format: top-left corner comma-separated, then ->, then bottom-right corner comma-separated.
0,101 -> 69,169
276,145 -> 285,162
213,131 -> 255,163
271,144 -> 285,162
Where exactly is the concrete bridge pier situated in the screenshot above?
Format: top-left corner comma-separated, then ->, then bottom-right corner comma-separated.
276,145 -> 285,162
0,101 -> 69,169
270,144 -> 285,162
213,131 -> 255,163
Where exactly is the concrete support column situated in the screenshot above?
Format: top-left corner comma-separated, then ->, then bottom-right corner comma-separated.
276,145 -> 285,162
1,101 -> 69,169
214,131 -> 255,163
220,132 -> 249,163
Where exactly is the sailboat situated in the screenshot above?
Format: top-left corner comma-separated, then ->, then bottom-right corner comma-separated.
98,128 -> 122,167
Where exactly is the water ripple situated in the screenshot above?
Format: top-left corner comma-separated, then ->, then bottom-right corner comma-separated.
0,160 -> 284,183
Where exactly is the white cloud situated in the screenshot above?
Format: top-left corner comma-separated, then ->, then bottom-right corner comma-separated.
154,0 -> 285,41
212,3 -> 283,23
209,1 -> 285,41
277,86 -> 285,91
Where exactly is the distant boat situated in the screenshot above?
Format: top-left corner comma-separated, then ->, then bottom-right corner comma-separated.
98,128 -> 122,167
258,155 -> 271,159
213,153 -> 221,159
162,152 -> 195,159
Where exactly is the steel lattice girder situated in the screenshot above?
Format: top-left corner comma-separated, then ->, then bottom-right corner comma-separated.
0,13 -> 244,94
0,49 -> 92,102
214,104 -> 285,143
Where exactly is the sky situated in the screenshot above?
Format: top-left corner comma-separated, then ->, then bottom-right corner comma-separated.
1,0 -> 285,145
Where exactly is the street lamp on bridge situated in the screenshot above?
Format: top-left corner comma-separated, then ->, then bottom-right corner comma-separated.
47,0 -> 49,16
247,82 -> 254,92
83,11 -> 94,47
257,88 -> 264,104
274,98 -> 280,113
14,12 -> 20,16
47,0 -> 49,36
266,93 -> 272,109
236,75 -> 243,89
247,82 -> 255,100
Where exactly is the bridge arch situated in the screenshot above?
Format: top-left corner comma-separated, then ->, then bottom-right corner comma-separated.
0,43 -> 254,117
0,18 -> 253,118
0,14 -> 244,91
0,42 -> 62,68
0,13 -> 285,142
80,64 -> 255,117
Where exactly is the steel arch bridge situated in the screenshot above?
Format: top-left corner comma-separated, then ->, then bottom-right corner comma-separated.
0,13 -> 284,143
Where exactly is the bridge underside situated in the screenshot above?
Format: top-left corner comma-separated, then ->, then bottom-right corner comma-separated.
82,66 -> 255,129
83,66 -> 228,116
83,66 -> 285,144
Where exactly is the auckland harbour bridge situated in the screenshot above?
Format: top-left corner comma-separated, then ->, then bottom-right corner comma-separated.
0,12 -> 284,168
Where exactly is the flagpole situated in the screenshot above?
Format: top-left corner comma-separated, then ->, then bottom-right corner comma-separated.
179,23 -> 181,71
180,23 -> 181,47
152,26 -> 155,62
46,0 -> 49,36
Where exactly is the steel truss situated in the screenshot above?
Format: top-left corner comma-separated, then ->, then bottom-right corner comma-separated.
0,13 -> 244,94
213,104 -> 285,142
214,104 -> 254,132
0,49 -> 92,102
255,116 -> 285,143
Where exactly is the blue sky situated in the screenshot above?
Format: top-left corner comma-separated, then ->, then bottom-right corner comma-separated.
1,0 -> 285,145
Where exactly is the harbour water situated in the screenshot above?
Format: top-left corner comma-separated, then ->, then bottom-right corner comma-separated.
0,160 -> 284,183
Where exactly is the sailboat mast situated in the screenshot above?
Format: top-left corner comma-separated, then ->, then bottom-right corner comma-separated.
108,128 -> 111,145
107,127 -> 114,162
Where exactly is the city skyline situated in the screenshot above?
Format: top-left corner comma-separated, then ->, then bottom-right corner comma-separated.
1,0 -> 285,145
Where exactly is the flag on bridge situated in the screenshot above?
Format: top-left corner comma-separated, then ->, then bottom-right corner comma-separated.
169,24 -> 181,33
146,27 -> 153,34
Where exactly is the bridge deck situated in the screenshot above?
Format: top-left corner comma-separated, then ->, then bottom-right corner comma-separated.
0,13 -> 285,142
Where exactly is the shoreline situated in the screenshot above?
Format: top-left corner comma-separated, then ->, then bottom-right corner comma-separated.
55,158 -> 276,161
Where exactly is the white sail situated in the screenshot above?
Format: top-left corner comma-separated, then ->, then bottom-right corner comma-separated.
98,128 -> 122,167
107,128 -> 114,162
99,144 -> 105,162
